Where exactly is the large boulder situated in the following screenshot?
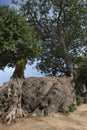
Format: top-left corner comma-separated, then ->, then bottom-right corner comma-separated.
22,76 -> 76,115
0,76 -> 76,116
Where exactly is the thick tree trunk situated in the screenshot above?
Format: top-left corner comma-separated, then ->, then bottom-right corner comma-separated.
12,59 -> 26,79
57,30 -> 72,76
1,78 -> 26,124
56,4 -> 72,77
1,59 -> 27,124
60,36 -> 72,76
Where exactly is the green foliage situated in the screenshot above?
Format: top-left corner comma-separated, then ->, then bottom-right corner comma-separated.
76,95 -> 84,106
21,0 -> 87,76
0,5 -> 40,77
69,104 -> 77,112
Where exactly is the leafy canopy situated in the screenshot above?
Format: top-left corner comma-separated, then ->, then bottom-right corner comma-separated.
0,5 -> 40,70
21,0 -> 87,76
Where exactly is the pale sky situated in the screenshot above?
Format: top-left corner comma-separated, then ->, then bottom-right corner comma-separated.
0,0 -> 11,5
0,0 -> 44,86
0,63 -> 44,86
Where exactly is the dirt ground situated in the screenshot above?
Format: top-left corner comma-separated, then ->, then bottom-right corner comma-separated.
0,104 -> 87,130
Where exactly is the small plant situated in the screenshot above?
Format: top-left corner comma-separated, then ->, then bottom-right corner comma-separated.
61,111 -> 69,116
69,104 -> 77,112
76,95 -> 84,106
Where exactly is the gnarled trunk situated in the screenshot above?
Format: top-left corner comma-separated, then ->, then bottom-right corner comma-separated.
1,78 -> 26,124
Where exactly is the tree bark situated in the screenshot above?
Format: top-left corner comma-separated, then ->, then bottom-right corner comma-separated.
56,1 -> 72,77
1,78 -> 26,124
60,35 -> 72,76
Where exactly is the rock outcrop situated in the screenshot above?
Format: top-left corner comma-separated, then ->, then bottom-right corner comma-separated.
0,76 -> 76,117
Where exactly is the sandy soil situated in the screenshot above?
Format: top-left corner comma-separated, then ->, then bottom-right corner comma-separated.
0,104 -> 87,130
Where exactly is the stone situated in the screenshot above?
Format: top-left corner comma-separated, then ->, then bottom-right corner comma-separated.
22,76 -> 76,114
0,76 -> 76,117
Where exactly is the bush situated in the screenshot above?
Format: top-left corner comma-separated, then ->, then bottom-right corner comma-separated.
76,95 -> 84,106
69,104 -> 77,112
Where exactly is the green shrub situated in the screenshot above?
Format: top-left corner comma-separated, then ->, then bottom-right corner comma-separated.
76,95 -> 84,106
69,104 -> 77,112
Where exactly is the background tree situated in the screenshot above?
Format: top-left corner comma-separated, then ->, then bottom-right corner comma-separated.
0,5 -> 40,123
21,0 -> 87,76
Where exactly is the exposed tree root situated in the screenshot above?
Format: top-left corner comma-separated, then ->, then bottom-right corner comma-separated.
1,78 -> 27,124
